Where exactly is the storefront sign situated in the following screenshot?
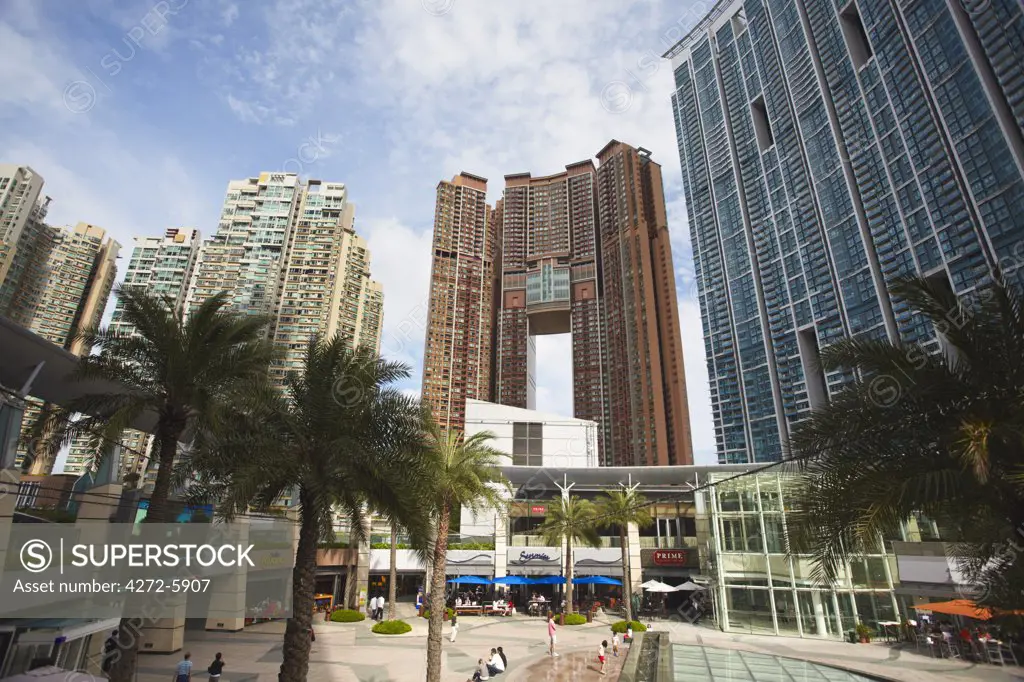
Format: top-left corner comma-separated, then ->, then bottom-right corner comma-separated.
519,551 -> 552,562
652,550 -> 688,565
507,547 -> 560,575
530,505 -> 546,514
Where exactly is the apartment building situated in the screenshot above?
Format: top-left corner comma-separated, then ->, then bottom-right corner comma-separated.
189,173 -> 384,383
422,142 -> 693,466
64,228 -> 203,477
421,172 -> 499,433
0,164 -> 46,287
667,0 -> 1024,463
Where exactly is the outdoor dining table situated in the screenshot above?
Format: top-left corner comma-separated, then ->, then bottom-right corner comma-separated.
876,621 -> 901,643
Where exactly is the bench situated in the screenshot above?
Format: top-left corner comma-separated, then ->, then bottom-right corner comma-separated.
455,605 -> 483,616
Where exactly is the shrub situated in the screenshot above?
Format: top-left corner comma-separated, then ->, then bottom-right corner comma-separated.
372,620 -> 412,635
330,609 -> 366,623
610,620 -> 647,634
421,608 -> 454,620
447,542 -> 496,550
563,613 -> 587,625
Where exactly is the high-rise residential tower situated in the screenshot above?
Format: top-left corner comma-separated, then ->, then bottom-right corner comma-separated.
109,227 -> 201,337
423,143 -> 693,467
421,173 -> 498,433
0,203 -> 120,474
667,0 -> 1024,464
0,165 -> 46,288
273,180 -> 383,381
65,228 -> 203,478
188,173 -> 384,382
187,172 -> 303,322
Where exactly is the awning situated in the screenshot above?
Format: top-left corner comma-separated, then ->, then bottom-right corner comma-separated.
914,599 -> 1024,620
1,666 -> 108,682
13,618 -> 121,645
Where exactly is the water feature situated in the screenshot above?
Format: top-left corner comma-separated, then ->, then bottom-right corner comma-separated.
670,644 -> 893,681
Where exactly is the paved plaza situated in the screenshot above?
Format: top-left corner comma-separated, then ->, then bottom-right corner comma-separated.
131,607 -> 1024,682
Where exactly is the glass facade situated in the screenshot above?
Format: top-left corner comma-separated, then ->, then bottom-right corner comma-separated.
669,0 -> 1024,464
700,471 -> 899,638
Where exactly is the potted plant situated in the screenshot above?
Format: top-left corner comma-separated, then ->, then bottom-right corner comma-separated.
855,622 -> 872,643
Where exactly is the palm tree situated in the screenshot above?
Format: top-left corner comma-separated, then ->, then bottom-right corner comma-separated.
422,424 -> 507,682
788,276 -> 1024,607
388,524 -> 399,620
186,334 -> 431,682
61,287 -> 276,682
597,487 -> 652,622
538,495 -> 601,615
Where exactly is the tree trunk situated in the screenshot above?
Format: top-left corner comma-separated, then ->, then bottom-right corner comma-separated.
145,419 -> 183,525
621,529 -> 632,623
106,421 -> 183,682
345,558 -> 358,609
388,525 -> 398,621
425,504 -> 450,682
565,540 -> 574,614
279,491 -> 319,682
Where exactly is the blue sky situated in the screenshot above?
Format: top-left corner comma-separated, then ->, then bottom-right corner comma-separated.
1,0 -> 717,463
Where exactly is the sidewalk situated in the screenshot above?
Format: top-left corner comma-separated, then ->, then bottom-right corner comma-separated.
131,613 -> 1024,682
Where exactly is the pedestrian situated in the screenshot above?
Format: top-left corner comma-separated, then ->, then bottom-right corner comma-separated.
625,624 -> 633,644
598,640 -> 608,676
612,632 -> 620,657
206,653 -> 224,682
487,648 -> 504,676
470,657 -> 490,681
548,614 -> 559,657
450,611 -> 459,643
174,652 -> 192,682
102,630 -> 118,673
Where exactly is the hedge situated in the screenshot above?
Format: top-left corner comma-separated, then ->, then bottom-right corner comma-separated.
330,609 -> 366,623
563,614 -> 587,625
372,620 -> 412,635
421,608 -> 455,620
610,620 -> 647,634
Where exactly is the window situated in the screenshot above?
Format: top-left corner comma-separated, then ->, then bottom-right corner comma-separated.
512,422 -> 543,466
840,1 -> 873,69
797,326 -> 828,409
750,95 -> 774,151
731,8 -> 748,37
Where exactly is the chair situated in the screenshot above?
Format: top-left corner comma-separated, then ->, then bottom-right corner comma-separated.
915,634 -> 936,657
939,639 -> 961,660
986,642 -> 1020,666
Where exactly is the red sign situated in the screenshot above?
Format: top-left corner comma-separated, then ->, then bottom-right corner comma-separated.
530,505 -> 546,515
652,550 -> 688,566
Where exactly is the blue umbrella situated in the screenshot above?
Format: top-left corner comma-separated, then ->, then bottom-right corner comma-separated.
573,576 -> 622,585
446,576 -> 491,585
530,576 -> 567,585
492,575 -> 532,585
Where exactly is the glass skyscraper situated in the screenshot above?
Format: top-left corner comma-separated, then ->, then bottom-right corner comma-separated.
667,0 -> 1024,464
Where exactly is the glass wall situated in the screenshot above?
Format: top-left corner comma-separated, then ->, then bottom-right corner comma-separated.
703,471 -> 900,639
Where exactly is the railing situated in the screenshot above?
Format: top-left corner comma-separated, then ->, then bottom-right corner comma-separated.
638,536 -> 699,549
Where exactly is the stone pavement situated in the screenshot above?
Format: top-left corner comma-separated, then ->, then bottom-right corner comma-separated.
131,608 -> 1024,682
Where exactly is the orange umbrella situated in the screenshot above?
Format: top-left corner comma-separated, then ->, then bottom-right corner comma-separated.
914,599 -> 994,620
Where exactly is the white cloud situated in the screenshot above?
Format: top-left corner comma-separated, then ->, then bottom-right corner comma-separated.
221,3 -> 239,26
361,217 -> 435,372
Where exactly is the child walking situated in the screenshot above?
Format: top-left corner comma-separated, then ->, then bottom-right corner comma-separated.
598,640 -> 608,676
612,632 -> 620,657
